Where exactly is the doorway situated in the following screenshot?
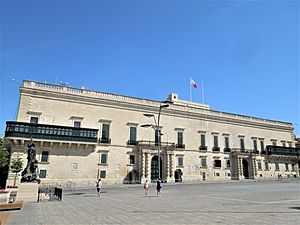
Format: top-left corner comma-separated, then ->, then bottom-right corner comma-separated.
151,155 -> 162,181
174,169 -> 182,182
242,159 -> 249,179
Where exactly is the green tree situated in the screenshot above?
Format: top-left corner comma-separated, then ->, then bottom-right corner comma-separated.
0,138 -> 9,168
11,158 -> 23,186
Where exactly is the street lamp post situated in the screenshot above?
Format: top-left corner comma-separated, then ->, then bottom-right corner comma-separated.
143,101 -> 173,181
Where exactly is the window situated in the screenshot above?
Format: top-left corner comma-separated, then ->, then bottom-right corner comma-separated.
39,170 -> 47,178
288,142 -> 292,147
265,161 -> 269,170
177,132 -> 183,145
260,140 -> 265,151
100,153 -> 107,164
285,163 -> 289,171
282,141 -> 286,147
30,117 -> 39,124
272,140 -> 277,146
72,163 -> 78,171
253,139 -> 258,151
257,161 -> 262,170
74,121 -> 81,128
226,160 -> 231,168
200,134 -> 206,147
213,160 -> 221,168
240,138 -> 245,152
213,135 -> 218,147
100,170 -> 106,178
275,163 -> 280,171
41,151 -> 49,162
178,156 -> 184,167
155,129 -> 161,145
129,155 -> 135,164
201,158 -> 207,168
101,124 -> 110,143
129,127 -> 137,145
225,136 -> 229,149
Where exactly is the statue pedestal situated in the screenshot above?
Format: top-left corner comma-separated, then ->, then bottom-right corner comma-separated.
17,183 -> 39,203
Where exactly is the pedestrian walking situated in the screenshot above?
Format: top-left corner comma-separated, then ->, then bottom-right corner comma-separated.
144,180 -> 150,195
96,179 -> 102,196
156,179 -> 162,196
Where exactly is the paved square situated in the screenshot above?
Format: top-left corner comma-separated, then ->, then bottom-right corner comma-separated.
6,180 -> 300,225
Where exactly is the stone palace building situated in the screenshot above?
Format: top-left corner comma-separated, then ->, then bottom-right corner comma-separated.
4,80 -> 300,187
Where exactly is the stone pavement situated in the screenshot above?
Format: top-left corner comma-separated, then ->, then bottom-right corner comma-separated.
6,180 -> 300,225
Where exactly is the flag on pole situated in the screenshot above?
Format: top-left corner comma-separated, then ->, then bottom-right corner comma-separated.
190,78 -> 198,88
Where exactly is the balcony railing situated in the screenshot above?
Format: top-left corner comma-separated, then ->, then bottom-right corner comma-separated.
223,148 -> 231,153
212,147 -> 220,152
99,138 -> 111,144
266,145 -> 299,157
5,121 -> 98,143
176,143 -> 185,149
199,146 -> 207,151
127,140 -> 137,146
137,140 -> 175,148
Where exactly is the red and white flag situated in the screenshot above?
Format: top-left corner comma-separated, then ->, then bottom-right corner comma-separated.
191,78 -> 198,88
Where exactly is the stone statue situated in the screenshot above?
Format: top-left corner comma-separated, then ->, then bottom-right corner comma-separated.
21,143 -> 41,183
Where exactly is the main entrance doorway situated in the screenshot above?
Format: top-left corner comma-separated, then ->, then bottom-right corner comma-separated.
242,159 -> 249,179
151,155 -> 162,181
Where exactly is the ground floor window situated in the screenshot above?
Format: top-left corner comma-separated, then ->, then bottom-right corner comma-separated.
275,163 -> 280,171
39,169 -> 47,178
100,170 -> 106,178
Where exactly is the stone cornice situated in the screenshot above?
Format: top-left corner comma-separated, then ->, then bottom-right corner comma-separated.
20,82 -> 294,133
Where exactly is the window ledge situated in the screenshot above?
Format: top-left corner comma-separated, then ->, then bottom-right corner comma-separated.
98,163 -> 108,166
38,162 -> 49,164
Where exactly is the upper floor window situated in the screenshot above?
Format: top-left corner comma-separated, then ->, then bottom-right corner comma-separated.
275,163 -> 280,171
257,161 -> 262,170
265,161 -> 269,170
39,169 -> 47,178
30,117 -> 39,124
128,126 -> 137,145
260,140 -> 265,151
176,131 -> 185,148
272,140 -> 277,146
281,141 -> 286,147
240,138 -> 245,152
253,139 -> 258,151
285,163 -> 289,171
226,160 -> 231,168
287,142 -> 292,147
41,151 -> 49,162
155,129 -> 161,145
213,135 -> 218,147
100,123 -> 111,144
200,134 -> 206,147
224,136 -> 230,149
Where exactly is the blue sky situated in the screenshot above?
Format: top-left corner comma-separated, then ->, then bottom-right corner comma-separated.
1,0 -> 299,135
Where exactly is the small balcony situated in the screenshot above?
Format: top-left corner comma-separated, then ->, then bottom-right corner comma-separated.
5,121 -> 98,143
98,138 -> 111,144
199,146 -> 207,151
176,143 -> 185,149
127,140 -> 137,146
212,147 -> 220,152
223,148 -> 231,153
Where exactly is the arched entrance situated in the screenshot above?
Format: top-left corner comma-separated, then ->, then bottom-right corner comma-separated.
242,159 -> 249,179
151,155 -> 162,181
174,169 -> 182,182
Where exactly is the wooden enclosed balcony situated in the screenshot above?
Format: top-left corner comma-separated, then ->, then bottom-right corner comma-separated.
5,121 -> 98,143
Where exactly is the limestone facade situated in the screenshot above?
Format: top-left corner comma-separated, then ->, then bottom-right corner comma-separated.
4,80 -> 299,187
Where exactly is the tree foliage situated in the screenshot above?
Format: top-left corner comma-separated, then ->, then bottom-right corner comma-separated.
0,138 -> 9,168
11,158 -> 23,173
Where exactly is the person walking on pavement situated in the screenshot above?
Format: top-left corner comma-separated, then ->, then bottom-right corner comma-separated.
156,179 -> 162,197
96,179 -> 102,196
144,180 -> 150,196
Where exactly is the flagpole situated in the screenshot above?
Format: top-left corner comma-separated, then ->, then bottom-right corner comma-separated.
189,76 -> 192,102
202,81 -> 205,104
